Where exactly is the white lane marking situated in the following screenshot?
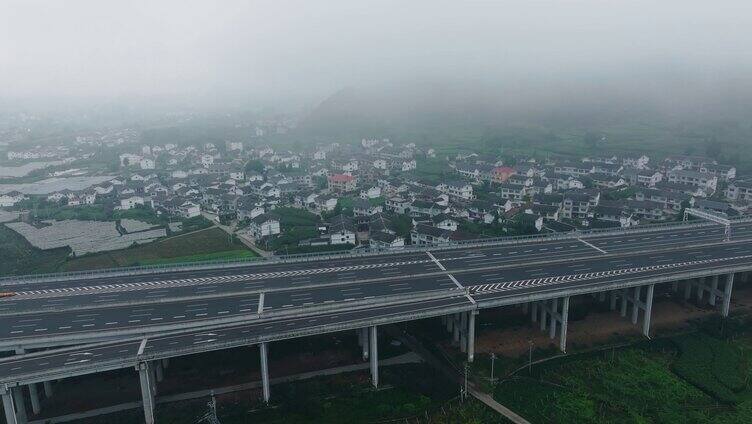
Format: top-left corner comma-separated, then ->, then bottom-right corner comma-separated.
426,251 -> 446,271
137,338 -> 148,355
578,238 -> 608,254
257,292 -> 265,315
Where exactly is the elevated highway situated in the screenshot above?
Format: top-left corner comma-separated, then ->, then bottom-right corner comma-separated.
2,218 -> 752,423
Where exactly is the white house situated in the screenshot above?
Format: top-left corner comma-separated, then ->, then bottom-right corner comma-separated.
119,195 -> 145,210
249,214 -> 281,239
401,159 -> 417,172
0,191 -> 25,207
373,159 -> 388,170
140,158 -> 155,170
360,186 -> 382,199
178,201 -> 201,218
200,154 -> 214,167
436,181 -> 474,200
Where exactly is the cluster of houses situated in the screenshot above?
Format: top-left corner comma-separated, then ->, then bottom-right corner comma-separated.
1,134 -> 749,252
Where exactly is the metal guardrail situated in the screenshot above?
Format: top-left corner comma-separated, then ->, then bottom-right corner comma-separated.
2,215 -> 751,285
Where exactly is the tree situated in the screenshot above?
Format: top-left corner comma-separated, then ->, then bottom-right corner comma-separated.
244,159 -> 264,174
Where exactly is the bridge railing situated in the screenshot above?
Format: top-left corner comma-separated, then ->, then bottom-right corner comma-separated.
2,215 -> 751,285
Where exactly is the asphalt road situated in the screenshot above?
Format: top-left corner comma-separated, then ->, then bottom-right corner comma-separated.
2,221 -> 752,384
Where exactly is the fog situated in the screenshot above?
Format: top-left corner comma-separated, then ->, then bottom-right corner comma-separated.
2,0 -> 752,114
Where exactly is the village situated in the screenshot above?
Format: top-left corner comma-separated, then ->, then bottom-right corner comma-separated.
1,132 -> 748,258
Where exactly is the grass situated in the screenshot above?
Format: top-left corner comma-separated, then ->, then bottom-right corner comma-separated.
493,331 -> 752,424
139,249 -> 258,265
77,364 -> 462,424
0,224 -> 69,276
62,227 -> 254,271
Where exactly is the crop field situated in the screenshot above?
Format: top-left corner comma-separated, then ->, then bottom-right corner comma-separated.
5,219 -> 166,256
62,227 -> 253,271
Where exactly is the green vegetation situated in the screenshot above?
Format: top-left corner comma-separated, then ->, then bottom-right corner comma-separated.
0,224 -> 69,276
62,227 -> 251,271
140,249 -> 258,265
78,364 -> 463,424
671,333 -> 747,404
494,330 -> 752,424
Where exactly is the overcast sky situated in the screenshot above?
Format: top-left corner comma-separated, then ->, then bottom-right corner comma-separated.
2,1 -> 751,109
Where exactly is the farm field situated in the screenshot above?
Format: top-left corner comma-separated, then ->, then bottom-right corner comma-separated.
62,227 -> 256,271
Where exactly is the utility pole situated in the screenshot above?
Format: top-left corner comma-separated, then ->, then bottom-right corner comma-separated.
462,362 -> 469,402
196,392 -> 221,424
490,353 -> 497,383
528,339 -> 534,375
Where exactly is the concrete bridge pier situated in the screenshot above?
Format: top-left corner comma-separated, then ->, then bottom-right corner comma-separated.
155,361 -> 164,383
467,311 -> 476,363
260,342 -> 270,403
360,328 -> 369,360
27,385 -> 40,416
531,302 -> 538,323
1,386 -> 22,424
369,326 -> 379,388
693,274 -> 735,316
609,290 -> 618,311
137,362 -> 156,424
42,381 -> 52,399
452,313 -> 460,345
13,348 -> 39,418
539,301 -> 547,331
537,297 -> 570,352
459,312 -> 468,353
624,284 -> 655,337
722,273 -> 734,317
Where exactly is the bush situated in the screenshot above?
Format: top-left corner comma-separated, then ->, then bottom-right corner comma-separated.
670,334 -> 747,404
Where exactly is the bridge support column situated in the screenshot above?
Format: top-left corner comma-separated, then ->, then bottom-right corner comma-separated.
369,326 -> 379,388
642,284 -> 654,338
671,281 -> 678,292
609,291 -> 617,311
540,302 -> 547,331
467,311 -> 476,362
548,299 -> 558,340
522,302 -> 529,314
538,297 -> 570,352
137,362 -> 155,424
722,273 -> 734,317
684,279 -> 693,301
623,284 -> 655,338
459,312 -> 468,353
162,359 -> 170,370
598,291 -> 606,302
560,297 -> 570,352
1,386 -> 20,424
696,277 -> 705,303
620,288 -> 628,317
446,314 -> 453,332
27,385 -> 40,416
631,286 -> 642,325
708,276 -> 719,306
361,328 -> 369,360
531,302 -> 538,323
452,314 -> 460,345
155,361 -> 164,383
260,342 -> 270,403
42,382 -> 52,399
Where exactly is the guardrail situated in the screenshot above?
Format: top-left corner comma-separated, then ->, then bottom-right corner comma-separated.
2,215 -> 750,285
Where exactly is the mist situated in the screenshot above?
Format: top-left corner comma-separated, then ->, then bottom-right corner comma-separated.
2,0 -> 752,117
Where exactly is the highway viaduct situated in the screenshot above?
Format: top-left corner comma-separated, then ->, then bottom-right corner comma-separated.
2,218 -> 752,423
